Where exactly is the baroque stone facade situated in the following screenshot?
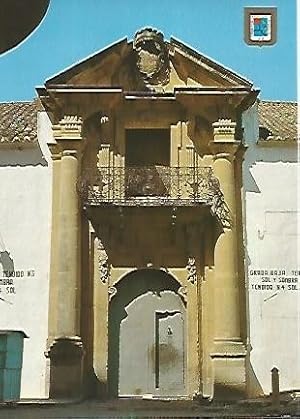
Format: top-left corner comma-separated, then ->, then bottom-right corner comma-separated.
0,28 -> 298,402
38,28 -> 259,400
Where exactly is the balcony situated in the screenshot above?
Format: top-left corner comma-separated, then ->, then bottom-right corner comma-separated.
79,166 -> 231,227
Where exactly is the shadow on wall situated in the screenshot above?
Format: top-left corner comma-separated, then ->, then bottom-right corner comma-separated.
0,147 -> 47,167
0,251 -> 14,273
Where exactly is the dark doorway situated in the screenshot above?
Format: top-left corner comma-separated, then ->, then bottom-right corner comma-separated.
125,129 -> 170,197
125,129 -> 170,167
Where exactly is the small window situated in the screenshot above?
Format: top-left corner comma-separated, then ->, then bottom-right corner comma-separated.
259,126 -> 272,140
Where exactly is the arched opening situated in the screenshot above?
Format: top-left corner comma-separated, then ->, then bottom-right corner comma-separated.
108,269 -> 186,398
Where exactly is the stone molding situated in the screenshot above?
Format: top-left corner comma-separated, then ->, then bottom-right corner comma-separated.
212,119 -> 237,143
211,339 -> 247,358
52,115 -> 83,140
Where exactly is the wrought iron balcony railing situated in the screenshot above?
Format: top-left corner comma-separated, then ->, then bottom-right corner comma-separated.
78,166 -> 232,227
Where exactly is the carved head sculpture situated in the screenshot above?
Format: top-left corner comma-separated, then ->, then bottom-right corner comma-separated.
133,28 -> 170,88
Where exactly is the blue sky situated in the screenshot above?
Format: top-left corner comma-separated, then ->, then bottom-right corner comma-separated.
0,0 -> 296,102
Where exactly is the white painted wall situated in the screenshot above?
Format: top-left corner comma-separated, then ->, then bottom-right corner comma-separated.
0,111 -> 52,398
243,103 -> 300,394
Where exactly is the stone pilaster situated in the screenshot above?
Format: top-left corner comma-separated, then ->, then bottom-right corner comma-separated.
46,115 -> 85,399
210,119 -> 247,399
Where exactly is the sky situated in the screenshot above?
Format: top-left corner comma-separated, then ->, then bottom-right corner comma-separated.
0,0 -> 297,102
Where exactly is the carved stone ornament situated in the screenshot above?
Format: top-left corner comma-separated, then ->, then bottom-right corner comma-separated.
207,175 -> 232,228
178,286 -> 187,303
133,28 -> 170,88
187,257 -> 197,284
108,286 -> 117,302
212,119 -> 236,137
97,239 -> 110,284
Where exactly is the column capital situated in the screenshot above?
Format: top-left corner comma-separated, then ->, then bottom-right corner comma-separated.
210,118 -> 241,156
45,336 -> 85,360
62,149 -> 78,158
52,115 -> 83,141
48,143 -> 62,160
212,118 -> 236,141
212,149 -> 238,163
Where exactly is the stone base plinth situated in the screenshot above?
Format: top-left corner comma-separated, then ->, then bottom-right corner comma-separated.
211,339 -> 247,400
46,336 -> 85,399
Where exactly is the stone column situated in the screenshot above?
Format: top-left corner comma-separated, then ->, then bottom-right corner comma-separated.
210,119 -> 247,399
46,116 -> 85,399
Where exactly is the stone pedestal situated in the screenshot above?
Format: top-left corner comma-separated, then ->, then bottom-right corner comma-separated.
46,337 -> 85,399
210,119 -> 247,399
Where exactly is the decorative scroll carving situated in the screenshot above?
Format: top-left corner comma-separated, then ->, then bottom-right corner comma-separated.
178,286 -> 187,303
79,166 -> 232,228
97,239 -> 110,284
108,286 -> 117,302
133,28 -> 170,89
187,257 -> 197,284
207,175 -> 232,228
100,115 -> 109,125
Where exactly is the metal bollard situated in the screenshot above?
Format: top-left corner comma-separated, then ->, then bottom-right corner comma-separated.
271,366 -> 280,409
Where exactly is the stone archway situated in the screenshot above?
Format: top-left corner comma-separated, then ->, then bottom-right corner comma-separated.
107,269 -> 187,398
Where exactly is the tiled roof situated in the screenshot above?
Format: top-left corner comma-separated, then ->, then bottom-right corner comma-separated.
258,100 -> 298,143
0,101 -> 38,146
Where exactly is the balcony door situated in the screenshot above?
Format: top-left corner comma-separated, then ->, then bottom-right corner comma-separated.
125,129 -> 170,197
